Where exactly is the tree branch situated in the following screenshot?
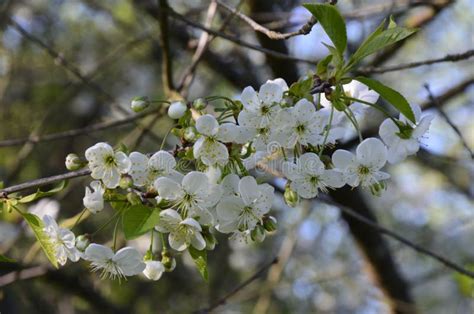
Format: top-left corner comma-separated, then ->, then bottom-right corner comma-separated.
358,49 -> 474,74
194,257 -> 278,314
158,0 -> 175,95
166,7 -> 317,65
216,0 -> 317,40
0,108 -> 164,148
424,83 -> 473,159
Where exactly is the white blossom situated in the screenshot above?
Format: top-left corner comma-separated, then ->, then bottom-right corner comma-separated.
84,244 -> 145,280
193,114 -> 237,166
168,101 -> 187,119
155,209 -> 206,251
379,104 -> 434,164
282,153 -> 345,198
216,176 -> 274,233
43,215 -> 80,266
83,181 -> 105,213
85,142 -> 131,188
128,150 -> 179,186
275,99 -> 344,148
332,138 -> 390,188
154,171 -> 222,224
143,260 -> 165,281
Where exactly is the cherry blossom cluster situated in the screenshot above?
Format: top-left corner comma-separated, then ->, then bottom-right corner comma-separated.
50,77 -> 432,281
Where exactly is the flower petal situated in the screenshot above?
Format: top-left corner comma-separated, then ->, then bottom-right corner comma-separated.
241,86 -> 260,110
155,177 -> 185,201
239,176 -> 259,205
196,114 -> 219,136
356,138 -> 387,169
84,244 -> 114,262
258,82 -> 283,104
332,150 -> 355,170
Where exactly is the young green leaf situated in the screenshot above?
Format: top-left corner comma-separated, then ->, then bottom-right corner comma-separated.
122,204 -> 160,240
188,246 -> 208,281
303,3 -> 347,56
346,25 -> 417,71
19,181 -> 68,204
0,254 -> 16,263
316,54 -> 333,77
355,77 -> 415,123
288,76 -> 314,101
20,212 -> 58,268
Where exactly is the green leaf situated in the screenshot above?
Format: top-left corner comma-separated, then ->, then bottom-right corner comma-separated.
355,77 -> 415,123
122,204 -> 160,240
288,76 -> 314,101
346,23 -> 417,70
20,212 -> 58,268
316,54 -> 333,77
303,3 -> 347,56
19,181 -> 67,204
188,246 -> 208,281
0,254 -> 16,263
454,264 -> 474,298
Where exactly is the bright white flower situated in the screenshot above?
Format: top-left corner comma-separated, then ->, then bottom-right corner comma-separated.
320,80 -> 379,118
154,171 -> 222,224
332,138 -> 390,188
216,176 -> 274,233
193,114 -> 237,166
128,150 -> 179,186
143,260 -> 165,281
29,198 -> 60,219
43,215 -> 80,266
379,104 -> 434,164
168,101 -> 187,119
85,142 -> 131,188
84,244 -> 145,280
238,82 -> 284,129
155,209 -> 206,251
282,153 -> 345,198
83,181 -> 105,213
266,77 -> 289,91
275,99 -> 344,148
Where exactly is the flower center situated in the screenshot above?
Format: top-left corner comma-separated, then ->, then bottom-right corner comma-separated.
104,155 -> 116,167
296,124 -> 306,134
396,123 -> 414,139
358,166 -> 370,175
260,105 -> 270,115
257,127 -> 269,135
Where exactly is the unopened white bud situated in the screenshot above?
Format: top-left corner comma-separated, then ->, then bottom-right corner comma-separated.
65,153 -> 86,171
131,96 -> 150,112
168,101 -> 187,119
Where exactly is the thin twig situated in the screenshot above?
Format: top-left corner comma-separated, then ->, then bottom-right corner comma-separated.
0,169 -> 91,195
8,17 -> 163,146
158,0 -> 175,95
167,7 -> 317,65
194,257 -> 278,314
216,0 -> 317,40
359,49 -> 474,74
424,84 -> 474,159
320,197 -> 474,278
0,108 -> 163,148
177,0 -> 219,94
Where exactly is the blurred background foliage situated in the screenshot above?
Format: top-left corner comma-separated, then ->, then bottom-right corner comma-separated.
0,0 -> 473,313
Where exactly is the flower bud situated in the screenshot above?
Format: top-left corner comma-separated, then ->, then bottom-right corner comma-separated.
168,101 -> 187,119
192,98 -> 207,110
161,251 -> 176,272
119,175 -> 133,189
370,181 -> 386,197
284,186 -> 299,207
263,216 -> 277,232
65,153 -> 86,171
75,234 -> 91,252
131,96 -> 150,112
144,249 -> 153,261
143,260 -> 165,281
127,192 -> 142,205
183,126 -> 197,142
251,225 -> 266,243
